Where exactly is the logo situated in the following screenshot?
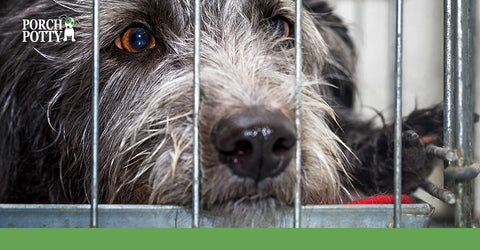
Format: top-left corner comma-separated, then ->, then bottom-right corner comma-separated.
63,17 -> 76,42
22,16 -> 76,43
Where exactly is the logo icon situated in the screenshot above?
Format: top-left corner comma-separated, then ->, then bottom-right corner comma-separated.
64,17 -> 75,42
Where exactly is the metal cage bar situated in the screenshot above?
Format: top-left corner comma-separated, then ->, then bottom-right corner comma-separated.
0,204 -> 433,228
444,0 -> 456,159
91,0 -> 100,228
393,0 -> 404,228
444,0 -> 460,227
192,0 -> 202,228
444,0 -> 477,228
293,0 -> 303,229
453,0 -> 476,228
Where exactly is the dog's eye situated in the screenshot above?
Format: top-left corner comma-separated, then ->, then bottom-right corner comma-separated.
115,27 -> 156,53
268,18 -> 291,38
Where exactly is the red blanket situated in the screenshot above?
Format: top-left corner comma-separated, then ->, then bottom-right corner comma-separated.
347,195 -> 414,205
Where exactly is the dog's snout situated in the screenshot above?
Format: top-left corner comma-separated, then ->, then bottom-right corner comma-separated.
211,108 -> 296,182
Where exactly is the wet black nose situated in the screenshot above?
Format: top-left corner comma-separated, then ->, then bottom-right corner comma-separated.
211,109 -> 296,182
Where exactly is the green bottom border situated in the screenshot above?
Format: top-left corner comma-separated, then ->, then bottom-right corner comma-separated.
0,229 -> 478,250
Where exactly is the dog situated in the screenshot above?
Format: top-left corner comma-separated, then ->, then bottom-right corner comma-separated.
0,0 -> 442,226
63,17 -> 76,42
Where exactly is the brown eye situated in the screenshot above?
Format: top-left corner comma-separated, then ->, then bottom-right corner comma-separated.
115,27 -> 156,53
269,18 -> 291,38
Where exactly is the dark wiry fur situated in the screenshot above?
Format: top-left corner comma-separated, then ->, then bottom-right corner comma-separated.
0,0 -> 441,221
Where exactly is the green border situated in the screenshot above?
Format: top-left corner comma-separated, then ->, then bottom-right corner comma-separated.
0,229 -> 478,250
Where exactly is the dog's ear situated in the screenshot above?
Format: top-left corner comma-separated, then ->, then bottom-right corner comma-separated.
304,1 -> 357,109
303,1 -> 355,51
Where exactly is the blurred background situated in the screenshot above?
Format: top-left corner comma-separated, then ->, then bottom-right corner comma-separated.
327,0 -> 479,225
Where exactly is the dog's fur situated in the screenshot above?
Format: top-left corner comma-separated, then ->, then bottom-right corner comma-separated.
0,0 -> 442,226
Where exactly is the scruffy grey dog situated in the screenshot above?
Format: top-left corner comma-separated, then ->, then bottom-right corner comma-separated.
0,0 -> 442,226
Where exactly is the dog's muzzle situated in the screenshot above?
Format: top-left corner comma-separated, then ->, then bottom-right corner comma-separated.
211,108 -> 296,182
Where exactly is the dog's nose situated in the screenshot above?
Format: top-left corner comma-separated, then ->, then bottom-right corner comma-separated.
211,108 -> 296,182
